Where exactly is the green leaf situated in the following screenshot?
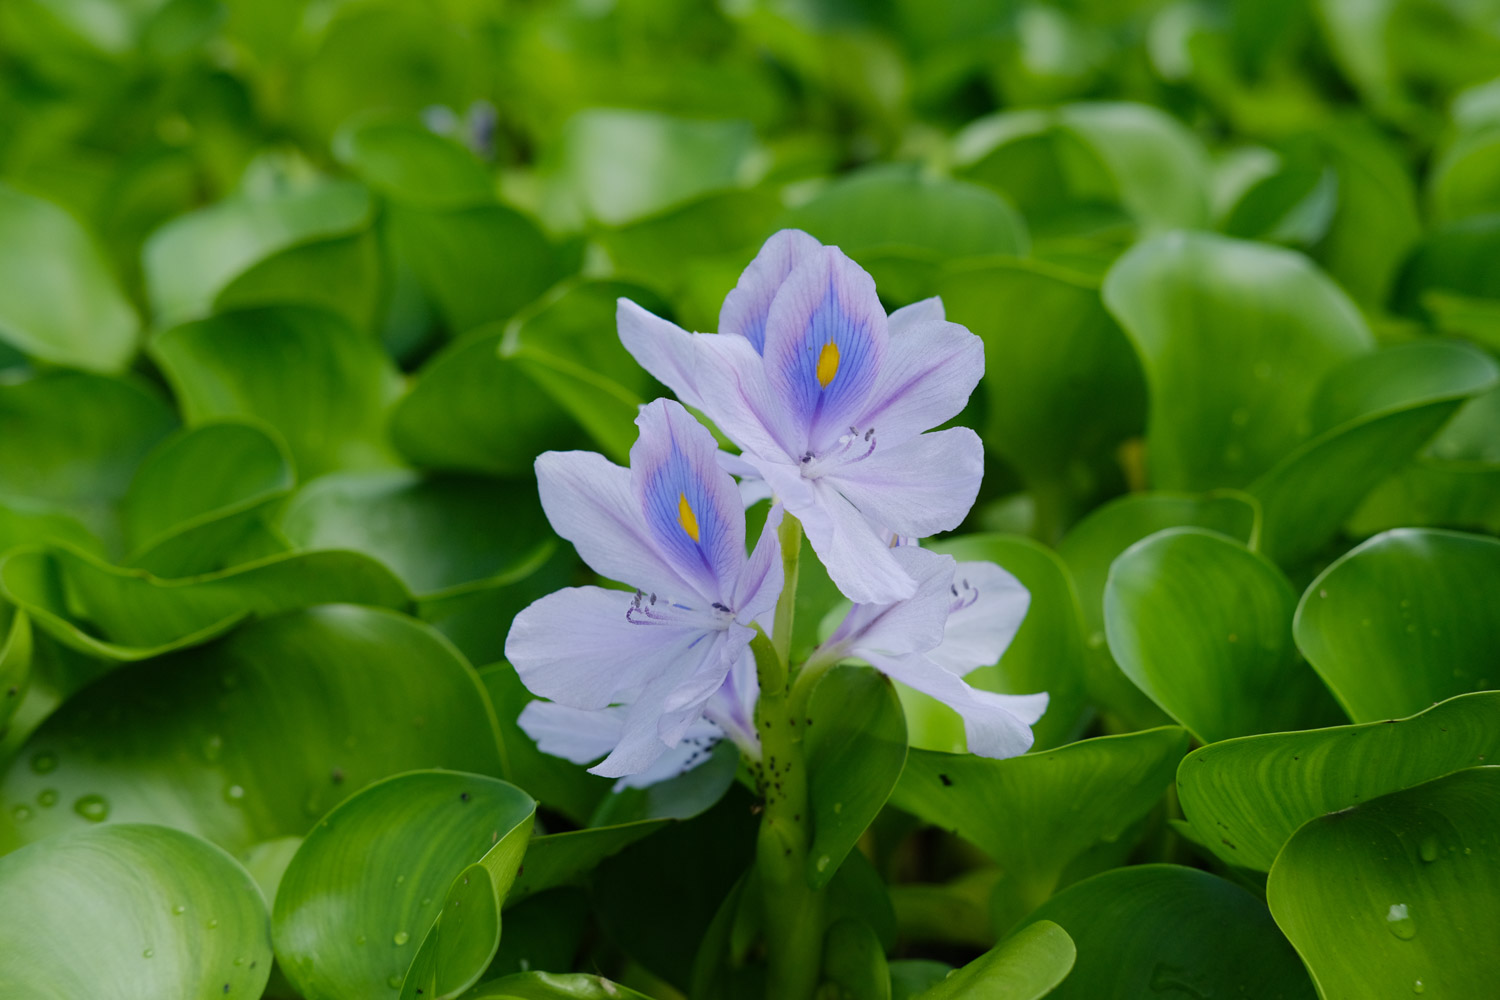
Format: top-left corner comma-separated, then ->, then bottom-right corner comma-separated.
503,280 -> 670,464
1057,491 -> 1256,727
1294,528 -> 1500,722
0,608 -> 32,731
1267,766 -> 1500,999
955,103 -> 1211,237
1429,128 -> 1500,223
1348,460 -> 1500,537
551,109 -> 758,227
151,305 -> 404,479
122,420 -> 295,576
1104,527 -> 1339,743
0,606 -> 502,854
334,119 -> 495,210
1023,865 -> 1314,999
385,203 -> 563,334
914,920 -> 1075,1000
921,535 -> 1092,751
274,771 -> 534,1000
804,665 -> 908,889
936,259 -> 1146,538
822,917 -> 891,1000
1247,340 -> 1499,566
0,372 -> 178,551
459,972 -> 655,999
143,179 -> 372,326
0,823 -> 272,999
781,166 -> 1028,304
215,231 -> 384,334
1103,231 -> 1373,490
1178,692 -> 1500,871
0,182 -> 138,372
0,543 -> 409,661
391,325 -> 581,476
507,820 -> 668,908
890,727 -> 1189,910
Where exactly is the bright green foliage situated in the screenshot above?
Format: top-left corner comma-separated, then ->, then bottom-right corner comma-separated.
1268,767 -> 1500,998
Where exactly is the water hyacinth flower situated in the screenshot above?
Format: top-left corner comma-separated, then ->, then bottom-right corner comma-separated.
619,229 -> 985,605
504,398 -> 783,778
817,546 -> 1046,758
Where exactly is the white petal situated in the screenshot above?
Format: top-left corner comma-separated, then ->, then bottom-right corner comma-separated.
794,477 -> 918,604
856,320 -> 983,447
829,547 -> 955,657
869,651 -> 1046,759
930,561 -> 1030,676
618,298 -> 705,409
887,297 -> 945,336
517,701 -> 623,764
733,503 -> 784,626
829,427 -> 983,538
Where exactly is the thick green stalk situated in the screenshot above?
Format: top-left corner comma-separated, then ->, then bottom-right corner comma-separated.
772,513 -> 802,667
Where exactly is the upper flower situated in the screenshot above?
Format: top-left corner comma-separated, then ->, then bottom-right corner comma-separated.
619,229 -> 985,605
504,398 -> 783,779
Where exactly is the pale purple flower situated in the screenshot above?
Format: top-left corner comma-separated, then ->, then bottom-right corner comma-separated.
504,398 -> 783,779
619,230 -> 985,605
818,546 -> 1046,758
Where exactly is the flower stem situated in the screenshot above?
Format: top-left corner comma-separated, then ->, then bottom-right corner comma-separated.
772,513 -> 802,668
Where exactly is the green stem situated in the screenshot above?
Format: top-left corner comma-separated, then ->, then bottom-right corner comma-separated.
772,513 -> 802,668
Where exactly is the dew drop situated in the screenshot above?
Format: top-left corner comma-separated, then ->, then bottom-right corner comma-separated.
421,898 -> 431,907
172,904 -> 187,916
1414,981 -> 1425,994
73,794 -> 109,823
143,948 -> 154,959
832,802 -> 843,814
225,784 -> 245,803
1419,836 -> 1440,863
393,931 -> 409,946
395,874 -> 405,885
387,974 -> 403,989
37,788 -> 58,808
202,735 -> 224,763
1387,903 -> 1416,940
11,805 -> 32,822
1230,407 -> 1250,427
816,855 -> 831,873
356,935 -> 366,946
30,751 -> 57,774
206,918 -> 219,930
233,957 -> 244,966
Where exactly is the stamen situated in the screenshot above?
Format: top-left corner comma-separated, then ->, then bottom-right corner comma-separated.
677,492 -> 700,542
816,341 -> 840,388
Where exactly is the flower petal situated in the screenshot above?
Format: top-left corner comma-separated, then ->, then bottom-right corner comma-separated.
855,320 -> 983,448
718,229 -> 824,354
733,502 -> 785,625
618,298 -> 704,409
763,246 -> 889,453
631,399 -> 747,603
829,427 -> 983,538
930,561 -> 1030,675
888,296 -> 945,336
703,648 -> 761,758
718,451 -> 775,508
616,721 -> 724,789
793,477 -> 918,604
536,450 -> 696,598
867,652 -> 1046,759
693,332 -> 802,461
506,585 -> 714,710
828,546 -> 954,657
517,700 -> 623,765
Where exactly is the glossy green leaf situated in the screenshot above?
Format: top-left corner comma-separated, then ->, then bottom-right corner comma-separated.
890,727 -> 1189,910
1348,459 -> 1500,537
507,820 -> 667,908
782,166 -> 1027,304
915,919 -> 1075,1000
386,203 -> 563,334
274,771 -> 534,1000
460,972 -> 655,999
804,665 -> 907,889
0,606 -> 502,853
334,119 -> 494,210
502,280 -> 669,464
1178,692 -> 1500,871
1248,340 -> 1499,566
0,823 -> 273,999
1295,528 -> 1500,722
822,918 -> 891,1000
552,109 -> 758,226
391,325 -> 581,476
936,259 -> 1145,537
890,961 -> 952,1000
0,543 -> 409,661
0,372 -> 178,551
1104,528 -> 1339,743
144,180 -> 372,325
122,421 -> 295,576
1429,129 -> 1500,223
215,231 -> 384,333
1024,865 -> 1314,999
151,305 -> 404,479
0,607 -> 33,730
920,535 -> 1092,751
1268,767 -> 1500,999
1103,231 -> 1373,490
0,182 -> 138,372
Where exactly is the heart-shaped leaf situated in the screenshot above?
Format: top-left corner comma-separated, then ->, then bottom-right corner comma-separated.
1178,691 -> 1500,871
1268,766 -> 1500,998
274,770 -> 535,1000
1104,527 -> 1340,743
460,972 -> 656,999
914,919 -> 1075,1000
0,607 -> 32,730
1295,528 -> 1500,721
0,823 -> 273,998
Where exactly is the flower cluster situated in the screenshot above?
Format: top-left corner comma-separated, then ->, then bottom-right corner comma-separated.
505,230 -> 1048,786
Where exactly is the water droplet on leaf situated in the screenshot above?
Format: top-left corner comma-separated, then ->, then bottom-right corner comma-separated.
73,794 -> 109,822
1387,903 -> 1416,940
30,752 -> 57,774
393,931 -> 409,946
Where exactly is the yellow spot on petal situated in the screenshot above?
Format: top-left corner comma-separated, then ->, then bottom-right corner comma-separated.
677,493 -> 700,542
816,341 -> 840,388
